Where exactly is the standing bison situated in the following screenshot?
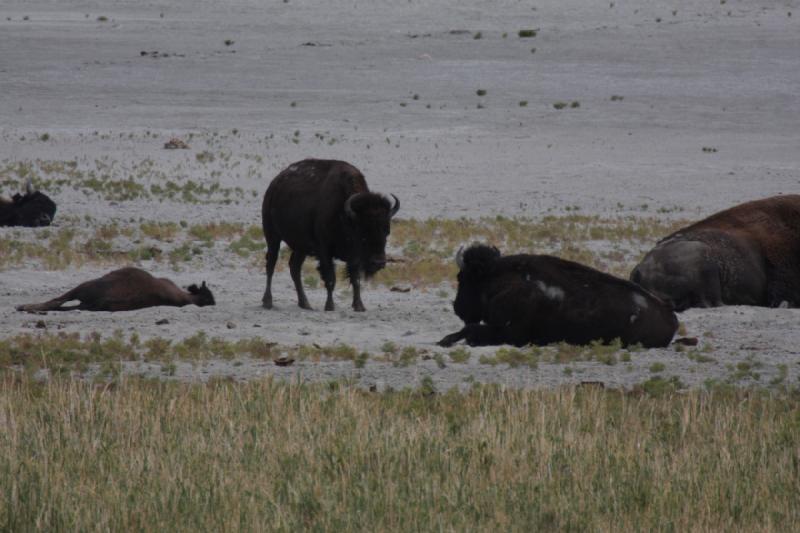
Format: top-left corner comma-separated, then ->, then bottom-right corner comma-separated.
16,267 -> 215,312
261,159 -> 399,312
631,195 -> 800,311
438,245 -> 677,348
0,180 -> 56,227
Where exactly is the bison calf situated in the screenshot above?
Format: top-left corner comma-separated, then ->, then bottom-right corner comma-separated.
0,179 -> 56,227
16,267 -> 215,312
261,159 -> 399,312
631,194 -> 800,311
438,245 -> 677,348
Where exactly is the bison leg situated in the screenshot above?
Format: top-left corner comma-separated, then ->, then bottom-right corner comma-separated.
437,328 -> 467,347
16,290 -> 82,313
437,324 -> 506,347
766,276 -> 800,308
347,262 -> 366,312
318,254 -> 337,311
288,251 -> 312,310
262,241 -> 281,309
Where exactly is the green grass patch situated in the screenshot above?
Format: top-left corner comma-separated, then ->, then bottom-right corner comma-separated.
0,379 -> 798,530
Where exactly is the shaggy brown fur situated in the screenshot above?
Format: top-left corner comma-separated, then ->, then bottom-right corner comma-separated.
16,267 -> 215,312
631,195 -> 800,310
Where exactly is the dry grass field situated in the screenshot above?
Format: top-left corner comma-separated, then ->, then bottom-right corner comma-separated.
1,377 -> 799,531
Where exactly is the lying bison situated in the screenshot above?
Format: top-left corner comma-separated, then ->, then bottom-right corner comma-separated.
0,180 -> 56,227
16,267 -> 215,312
437,245 -> 677,348
261,159 -> 399,312
631,194 -> 800,311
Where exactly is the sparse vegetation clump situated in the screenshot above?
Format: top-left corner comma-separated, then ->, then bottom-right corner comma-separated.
2,212 -> 687,283
0,379 -> 798,530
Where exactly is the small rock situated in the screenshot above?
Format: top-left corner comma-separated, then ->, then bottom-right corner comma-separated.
35,320 -> 47,329
163,138 -> 189,149
390,286 -> 411,293
226,321 -> 236,329
273,356 -> 295,367
155,318 -> 169,325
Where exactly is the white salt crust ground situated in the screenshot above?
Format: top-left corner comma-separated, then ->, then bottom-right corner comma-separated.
1,0 -> 799,389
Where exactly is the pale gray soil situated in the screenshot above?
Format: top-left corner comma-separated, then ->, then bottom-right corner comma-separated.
1,0 -> 799,390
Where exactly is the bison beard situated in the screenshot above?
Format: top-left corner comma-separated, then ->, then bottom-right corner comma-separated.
438,245 -> 678,348
261,159 -> 399,312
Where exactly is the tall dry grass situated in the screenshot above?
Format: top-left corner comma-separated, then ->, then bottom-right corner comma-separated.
1,377 -> 798,531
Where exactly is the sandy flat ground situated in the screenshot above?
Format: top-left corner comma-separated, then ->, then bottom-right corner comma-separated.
1,0 -> 799,389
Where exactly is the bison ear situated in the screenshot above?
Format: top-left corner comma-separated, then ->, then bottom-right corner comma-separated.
202,281 -> 207,288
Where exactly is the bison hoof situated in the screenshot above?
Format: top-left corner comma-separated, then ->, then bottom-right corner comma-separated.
352,303 -> 365,312
262,301 -> 273,309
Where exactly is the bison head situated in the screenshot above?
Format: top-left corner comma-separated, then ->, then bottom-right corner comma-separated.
187,281 -> 216,307
344,192 -> 400,276
0,180 -> 57,227
452,244 -> 501,324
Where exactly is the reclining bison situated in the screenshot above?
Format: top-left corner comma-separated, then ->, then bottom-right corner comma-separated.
438,245 -> 677,348
16,267 -> 215,312
631,194 -> 800,311
0,180 -> 56,227
261,158 -> 399,312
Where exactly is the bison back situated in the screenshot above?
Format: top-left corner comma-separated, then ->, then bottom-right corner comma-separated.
261,159 -> 368,255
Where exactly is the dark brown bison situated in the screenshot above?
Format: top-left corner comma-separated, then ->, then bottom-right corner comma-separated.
16,267 -> 215,312
438,245 -> 677,348
631,195 -> 800,311
261,159 -> 399,312
0,180 -> 56,227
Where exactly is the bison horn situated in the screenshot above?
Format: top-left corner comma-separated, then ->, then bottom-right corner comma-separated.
25,178 -> 34,195
389,194 -> 400,218
344,193 -> 362,219
455,246 -> 465,270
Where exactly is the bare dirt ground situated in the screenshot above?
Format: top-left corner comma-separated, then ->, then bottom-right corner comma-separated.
1,0 -> 799,390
